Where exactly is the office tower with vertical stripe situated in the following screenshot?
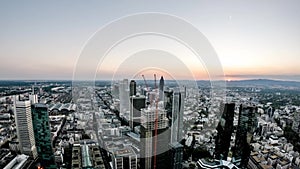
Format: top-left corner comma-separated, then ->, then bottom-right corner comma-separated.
13,96 -> 37,159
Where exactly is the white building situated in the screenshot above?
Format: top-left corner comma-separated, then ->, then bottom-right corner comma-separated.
13,96 -> 37,159
4,154 -> 29,169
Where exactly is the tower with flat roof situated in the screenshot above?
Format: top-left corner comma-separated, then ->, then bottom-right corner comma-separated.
112,146 -> 138,169
119,79 -> 130,120
129,95 -> 146,129
170,89 -> 185,144
129,80 -> 137,96
233,104 -> 258,168
31,103 -> 56,168
13,96 -> 37,159
168,142 -> 184,169
140,107 -> 170,169
215,103 -> 235,160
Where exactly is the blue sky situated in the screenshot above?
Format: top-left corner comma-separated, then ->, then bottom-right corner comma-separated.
0,1 -> 299,81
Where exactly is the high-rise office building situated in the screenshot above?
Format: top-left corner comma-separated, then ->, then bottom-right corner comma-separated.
140,107 -> 170,169
168,142 -> 183,169
129,95 -> 146,129
159,76 -> 164,101
170,90 -> 184,144
163,89 -> 184,143
163,90 -> 173,118
13,96 -> 37,159
119,79 -> 130,120
31,103 -> 56,168
215,103 -> 235,160
129,80 -> 136,96
233,104 -> 258,168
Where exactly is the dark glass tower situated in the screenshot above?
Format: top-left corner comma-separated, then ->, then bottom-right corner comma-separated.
164,90 -> 173,118
130,80 -> 137,96
215,103 -> 235,160
233,104 -> 258,168
159,76 -> 164,101
168,142 -> 183,169
129,95 -> 146,129
31,103 -> 56,169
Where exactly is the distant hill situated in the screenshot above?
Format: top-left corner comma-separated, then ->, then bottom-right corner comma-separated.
1,79 -> 300,88
0,80 -> 72,87
225,79 -> 300,88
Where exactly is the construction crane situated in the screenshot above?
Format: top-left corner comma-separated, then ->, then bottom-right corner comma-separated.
142,74 -> 148,90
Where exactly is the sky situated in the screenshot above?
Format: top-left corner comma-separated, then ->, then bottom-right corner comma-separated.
0,0 -> 300,81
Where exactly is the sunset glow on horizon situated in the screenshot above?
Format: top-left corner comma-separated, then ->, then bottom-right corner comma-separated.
0,1 -> 300,81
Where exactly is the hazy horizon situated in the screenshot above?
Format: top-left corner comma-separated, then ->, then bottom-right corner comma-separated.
1,77 -> 300,82
1,1 -> 300,81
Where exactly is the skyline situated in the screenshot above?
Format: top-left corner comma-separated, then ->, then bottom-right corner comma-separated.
0,1 -> 300,81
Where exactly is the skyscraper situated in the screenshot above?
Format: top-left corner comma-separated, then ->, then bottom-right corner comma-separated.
233,104 -> 258,168
31,103 -> 57,168
168,142 -> 184,169
163,90 -> 173,118
215,103 -> 235,160
140,107 -> 170,169
159,76 -> 164,101
170,90 -> 184,144
13,96 -> 37,159
129,95 -> 146,129
163,88 -> 185,143
119,79 -> 130,120
129,80 -> 136,96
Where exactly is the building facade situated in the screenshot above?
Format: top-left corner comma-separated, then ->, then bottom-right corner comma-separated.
140,107 -> 170,169
13,96 -> 37,159
233,104 -> 258,168
31,103 -> 56,168
129,95 -> 146,129
170,90 -> 184,144
215,103 -> 235,160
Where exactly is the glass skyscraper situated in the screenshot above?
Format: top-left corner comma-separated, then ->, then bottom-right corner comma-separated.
31,103 -> 56,168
